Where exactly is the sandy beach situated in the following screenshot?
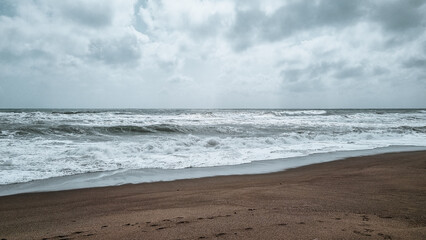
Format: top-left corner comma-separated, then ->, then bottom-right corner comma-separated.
0,151 -> 425,240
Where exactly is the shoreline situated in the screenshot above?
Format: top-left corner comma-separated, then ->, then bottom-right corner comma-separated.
1,151 -> 425,239
1,145 -> 425,197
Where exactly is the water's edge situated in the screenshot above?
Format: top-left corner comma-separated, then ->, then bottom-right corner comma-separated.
1,145 -> 425,197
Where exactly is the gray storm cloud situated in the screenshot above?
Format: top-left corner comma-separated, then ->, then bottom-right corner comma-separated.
0,0 -> 425,108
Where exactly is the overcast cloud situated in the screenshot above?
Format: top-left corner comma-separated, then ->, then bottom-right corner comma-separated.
0,0 -> 425,108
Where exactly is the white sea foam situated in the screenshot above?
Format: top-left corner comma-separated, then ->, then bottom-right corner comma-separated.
0,109 -> 425,185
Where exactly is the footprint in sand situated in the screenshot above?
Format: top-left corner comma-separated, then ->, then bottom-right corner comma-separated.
378,233 -> 392,239
74,233 -> 93,238
47,233 -> 75,239
177,221 -> 189,224
353,230 -> 371,237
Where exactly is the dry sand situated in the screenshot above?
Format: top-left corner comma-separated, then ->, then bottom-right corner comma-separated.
0,151 -> 425,240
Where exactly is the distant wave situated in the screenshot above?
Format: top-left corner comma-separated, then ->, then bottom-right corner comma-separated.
52,111 -> 101,115
394,126 -> 426,134
8,123 -> 426,138
11,124 -> 193,136
264,110 -> 328,117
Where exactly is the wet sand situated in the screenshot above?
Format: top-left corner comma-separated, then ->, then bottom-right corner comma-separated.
0,151 -> 425,239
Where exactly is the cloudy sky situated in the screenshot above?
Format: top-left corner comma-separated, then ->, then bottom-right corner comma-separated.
0,0 -> 425,108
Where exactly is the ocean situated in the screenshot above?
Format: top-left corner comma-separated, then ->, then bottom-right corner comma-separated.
0,109 -> 425,188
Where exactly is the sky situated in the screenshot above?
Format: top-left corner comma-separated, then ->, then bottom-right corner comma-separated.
0,0 -> 425,108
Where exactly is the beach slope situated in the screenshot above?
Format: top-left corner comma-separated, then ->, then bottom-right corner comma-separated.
0,151 -> 425,239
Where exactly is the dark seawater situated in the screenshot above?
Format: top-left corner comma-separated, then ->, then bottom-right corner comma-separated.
1,109 -> 425,184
